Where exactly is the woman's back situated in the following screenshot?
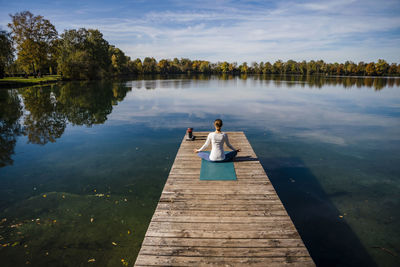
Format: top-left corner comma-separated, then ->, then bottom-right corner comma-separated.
199,132 -> 236,161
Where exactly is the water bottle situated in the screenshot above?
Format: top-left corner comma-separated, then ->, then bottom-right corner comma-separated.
187,128 -> 193,138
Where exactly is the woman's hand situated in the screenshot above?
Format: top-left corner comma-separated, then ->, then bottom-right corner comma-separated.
193,149 -> 199,153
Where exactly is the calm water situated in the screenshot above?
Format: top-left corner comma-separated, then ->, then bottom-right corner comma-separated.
0,75 -> 399,266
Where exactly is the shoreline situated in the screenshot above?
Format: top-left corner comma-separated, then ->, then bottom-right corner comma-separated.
0,76 -> 62,89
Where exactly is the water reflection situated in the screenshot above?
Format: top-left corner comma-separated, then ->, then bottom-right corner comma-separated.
0,82 -> 132,154
1,75 -> 398,166
22,86 -> 67,145
130,74 -> 400,90
0,90 -> 23,167
0,75 -> 399,266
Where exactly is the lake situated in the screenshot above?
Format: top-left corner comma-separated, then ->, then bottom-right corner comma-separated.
0,75 -> 399,266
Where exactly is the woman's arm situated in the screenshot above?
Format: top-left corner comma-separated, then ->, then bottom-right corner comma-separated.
195,133 -> 211,152
224,134 -> 240,151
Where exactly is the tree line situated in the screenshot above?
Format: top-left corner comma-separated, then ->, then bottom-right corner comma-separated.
1,11 -> 399,80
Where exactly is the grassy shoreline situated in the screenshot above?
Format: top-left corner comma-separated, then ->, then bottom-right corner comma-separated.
0,75 -> 62,88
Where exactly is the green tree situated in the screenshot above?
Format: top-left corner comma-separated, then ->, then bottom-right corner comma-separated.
240,62 -> 248,73
262,62 -> 272,74
365,62 -> 376,76
158,59 -> 170,74
375,59 -> 389,76
109,46 -> 129,75
356,62 -> 366,75
220,61 -> 229,73
57,28 -> 111,79
179,58 -> 192,73
8,11 -> 58,74
129,58 -> 142,73
142,57 -> 157,73
0,30 -> 14,78
388,63 -> 398,75
272,60 -> 283,74
199,61 -> 210,73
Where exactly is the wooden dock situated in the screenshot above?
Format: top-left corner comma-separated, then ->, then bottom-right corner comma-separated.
135,132 -> 314,266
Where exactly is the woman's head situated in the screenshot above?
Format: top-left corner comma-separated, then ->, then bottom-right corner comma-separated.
214,119 -> 223,131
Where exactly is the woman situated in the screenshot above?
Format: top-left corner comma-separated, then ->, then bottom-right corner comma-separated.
194,119 -> 240,162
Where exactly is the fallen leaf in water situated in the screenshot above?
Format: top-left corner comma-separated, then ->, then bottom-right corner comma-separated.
95,194 -> 104,197
10,223 -> 23,228
339,215 -> 343,218
90,218 -> 94,223
124,198 -> 127,202
53,220 -> 57,223
45,252 -> 49,255
127,230 -> 131,235
94,189 -> 96,192
42,194 -> 47,198
62,195 -> 65,199
112,242 -> 117,246
11,242 -> 19,247
88,258 -> 95,262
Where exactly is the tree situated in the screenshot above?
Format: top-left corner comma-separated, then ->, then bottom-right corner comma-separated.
0,30 -> 14,78
388,63 -> 398,75
57,28 -> 111,79
109,45 -> 129,75
365,62 -> 376,76
199,61 -> 210,73
272,60 -> 283,74
8,11 -> 58,74
142,57 -> 157,73
375,59 -> 389,76
220,61 -> 229,73
129,58 -> 142,73
240,62 -> 248,73
158,59 -> 170,74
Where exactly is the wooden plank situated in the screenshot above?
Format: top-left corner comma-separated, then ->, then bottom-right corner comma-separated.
139,246 -> 311,257
153,210 -> 289,217
134,132 -> 314,266
147,222 -> 296,231
142,237 -> 306,248
145,229 -> 301,239
135,255 -> 314,266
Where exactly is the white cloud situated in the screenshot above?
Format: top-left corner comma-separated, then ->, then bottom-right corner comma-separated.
1,0 -> 399,63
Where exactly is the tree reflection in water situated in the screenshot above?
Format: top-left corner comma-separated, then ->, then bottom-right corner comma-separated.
0,81 -> 131,167
0,75 -> 397,167
21,82 -> 132,145
0,90 -> 23,167
22,86 -> 67,145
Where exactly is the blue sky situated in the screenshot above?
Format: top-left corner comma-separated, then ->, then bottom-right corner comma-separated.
1,0 -> 400,63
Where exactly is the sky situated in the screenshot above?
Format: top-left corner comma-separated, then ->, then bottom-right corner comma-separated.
1,0 -> 400,63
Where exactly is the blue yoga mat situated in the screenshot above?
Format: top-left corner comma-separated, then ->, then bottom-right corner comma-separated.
200,151 -> 237,180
